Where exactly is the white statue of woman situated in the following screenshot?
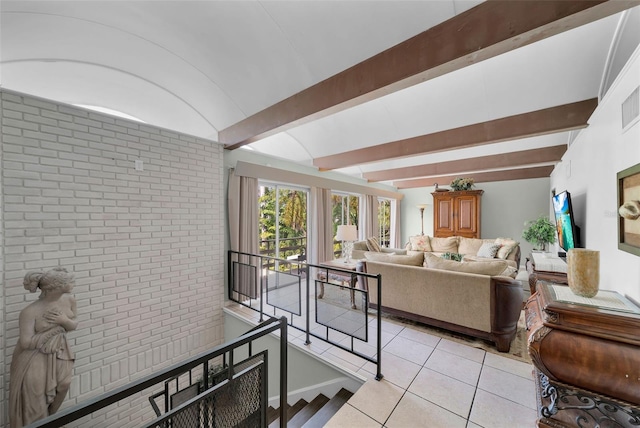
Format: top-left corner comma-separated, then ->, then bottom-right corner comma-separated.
9,267 -> 78,428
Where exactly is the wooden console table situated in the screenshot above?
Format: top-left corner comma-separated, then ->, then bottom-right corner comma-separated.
526,252 -> 568,294
525,281 -> 640,427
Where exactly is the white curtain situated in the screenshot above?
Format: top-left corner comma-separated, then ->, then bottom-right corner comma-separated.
391,198 -> 402,248
227,168 -> 259,298
360,194 -> 379,240
309,187 -> 333,264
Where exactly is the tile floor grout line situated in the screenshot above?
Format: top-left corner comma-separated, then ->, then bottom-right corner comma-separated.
463,351 -> 487,424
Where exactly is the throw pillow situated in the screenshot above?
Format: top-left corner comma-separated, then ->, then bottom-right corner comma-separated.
424,253 -> 508,276
498,265 -> 519,278
409,235 -> 431,251
458,237 -> 487,256
476,242 -> 501,258
364,251 -> 424,266
495,238 -> 519,259
366,236 -> 382,252
429,236 -> 458,252
441,252 -> 463,262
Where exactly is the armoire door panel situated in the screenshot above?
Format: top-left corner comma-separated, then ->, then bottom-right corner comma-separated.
432,190 -> 483,239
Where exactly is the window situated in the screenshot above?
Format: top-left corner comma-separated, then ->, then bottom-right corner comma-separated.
378,198 -> 391,247
331,192 -> 359,257
259,183 -> 308,262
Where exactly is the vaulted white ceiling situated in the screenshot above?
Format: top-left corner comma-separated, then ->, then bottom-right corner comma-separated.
2,1 -> 638,187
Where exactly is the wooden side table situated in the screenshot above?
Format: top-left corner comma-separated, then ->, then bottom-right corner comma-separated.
317,259 -> 359,309
525,281 -> 640,427
526,252 -> 568,294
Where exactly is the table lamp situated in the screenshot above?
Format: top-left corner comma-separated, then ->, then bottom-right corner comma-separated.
336,225 -> 358,263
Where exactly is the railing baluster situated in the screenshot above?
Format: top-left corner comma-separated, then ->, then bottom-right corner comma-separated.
280,319 -> 288,428
376,273 -> 383,381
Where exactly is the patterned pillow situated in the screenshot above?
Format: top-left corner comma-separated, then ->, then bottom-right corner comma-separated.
409,235 -> 432,251
495,238 -> 519,259
476,242 -> 501,258
366,236 -> 382,252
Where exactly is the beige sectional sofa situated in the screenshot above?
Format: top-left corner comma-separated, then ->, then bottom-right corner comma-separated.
356,235 -> 523,352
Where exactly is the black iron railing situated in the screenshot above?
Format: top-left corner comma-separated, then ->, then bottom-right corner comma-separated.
228,250 -> 384,381
260,236 -> 307,260
30,317 -> 288,428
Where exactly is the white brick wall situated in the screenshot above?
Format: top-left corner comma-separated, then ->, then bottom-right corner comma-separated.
0,95 -> 5,425
1,90 -> 225,427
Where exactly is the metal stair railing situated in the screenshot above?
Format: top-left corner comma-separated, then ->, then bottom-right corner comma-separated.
29,316 -> 288,428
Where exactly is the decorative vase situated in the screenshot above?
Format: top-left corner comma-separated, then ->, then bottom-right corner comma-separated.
567,248 -> 600,298
534,241 -> 546,252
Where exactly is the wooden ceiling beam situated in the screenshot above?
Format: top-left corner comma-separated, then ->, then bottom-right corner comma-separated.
364,145 -> 567,182
393,166 -> 555,189
314,99 -> 595,171
220,0 -> 634,149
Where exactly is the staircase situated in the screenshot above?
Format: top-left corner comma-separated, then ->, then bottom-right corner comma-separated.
267,388 -> 353,427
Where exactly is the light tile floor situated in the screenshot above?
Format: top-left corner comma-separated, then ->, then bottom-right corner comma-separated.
229,269 -> 537,427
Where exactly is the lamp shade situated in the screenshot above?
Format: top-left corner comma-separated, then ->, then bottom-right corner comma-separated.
336,225 -> 358,241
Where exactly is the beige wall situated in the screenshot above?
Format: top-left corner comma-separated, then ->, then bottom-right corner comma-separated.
0,91 -> 225,426
400,179 -> 550,260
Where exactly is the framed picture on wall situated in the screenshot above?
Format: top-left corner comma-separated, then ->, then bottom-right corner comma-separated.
617,163 -> 640,256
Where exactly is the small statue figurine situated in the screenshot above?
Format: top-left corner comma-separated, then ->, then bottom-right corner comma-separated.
9,267 -> 78,428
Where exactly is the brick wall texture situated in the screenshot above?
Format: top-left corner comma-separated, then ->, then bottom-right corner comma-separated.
0,90 -> 225,427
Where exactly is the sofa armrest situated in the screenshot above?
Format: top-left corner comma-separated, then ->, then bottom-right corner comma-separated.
492,277 -> 523,336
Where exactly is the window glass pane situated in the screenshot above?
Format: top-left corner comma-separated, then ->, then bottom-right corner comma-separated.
378,199 -> 391,247
278,188 -> 307,260
259,185 -> 277,257
259,184 -> 307,263
331,192 -> 359,258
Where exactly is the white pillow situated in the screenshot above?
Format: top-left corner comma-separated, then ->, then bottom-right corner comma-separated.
477,242 -> 501,258
495,238 -> 519,259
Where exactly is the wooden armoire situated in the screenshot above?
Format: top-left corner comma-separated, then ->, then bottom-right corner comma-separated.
431,190 -> 483,238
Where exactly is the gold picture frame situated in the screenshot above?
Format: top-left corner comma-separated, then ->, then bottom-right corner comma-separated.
617,163 -> 640,256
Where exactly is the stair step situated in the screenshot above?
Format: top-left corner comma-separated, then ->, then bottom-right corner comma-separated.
302,388 -> 354,428
268,398 -> 308,428
286,394 -> 330,428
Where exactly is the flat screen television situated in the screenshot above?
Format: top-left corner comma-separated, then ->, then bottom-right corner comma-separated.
552,190 -> 580,254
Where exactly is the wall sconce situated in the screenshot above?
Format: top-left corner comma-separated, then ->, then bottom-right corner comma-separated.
336,224 -> 358,263
417,204 -> 428,236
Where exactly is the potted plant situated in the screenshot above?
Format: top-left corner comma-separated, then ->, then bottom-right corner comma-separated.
450,177 -> 474,191
522,215 -> 556,251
